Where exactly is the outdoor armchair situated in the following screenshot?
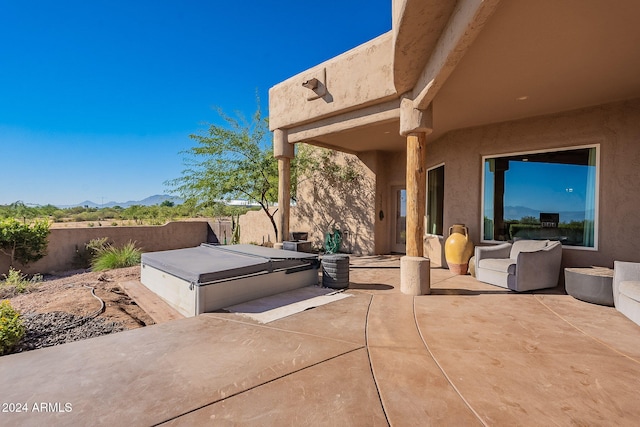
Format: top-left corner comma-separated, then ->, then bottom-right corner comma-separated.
475,240 -> 563,292
612,261 -> 640,326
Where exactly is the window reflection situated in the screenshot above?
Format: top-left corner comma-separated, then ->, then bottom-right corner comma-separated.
427,165 -> 444,235
396,189 -> 406,245
483,147 -> 597,247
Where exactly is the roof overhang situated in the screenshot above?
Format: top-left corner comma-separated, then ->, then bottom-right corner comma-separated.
269,0 -> 640,153
431,0 -> 640,140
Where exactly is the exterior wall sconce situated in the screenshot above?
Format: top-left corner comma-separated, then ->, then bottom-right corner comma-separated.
302,78 -> 319,90
301,68 -> 327,100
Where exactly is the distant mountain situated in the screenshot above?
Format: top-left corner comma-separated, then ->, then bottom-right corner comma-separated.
503,206 -> 540,221
58,195 -> 183,209
503,205 -> 589,223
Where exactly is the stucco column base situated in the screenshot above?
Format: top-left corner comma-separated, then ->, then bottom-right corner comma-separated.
400,256 -> 431,295
273,243 -> 284,250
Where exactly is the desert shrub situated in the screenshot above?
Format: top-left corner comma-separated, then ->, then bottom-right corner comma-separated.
72,237 -> 110,269
0,267 -> 42,297
51,210 -> 67,222
86,237 -> 109,255
74,211 -> 102,222
100,208 -> 120,219
0,300 -> 25,355
231,214 -> 240,245
0,218 -> 50,267
91,241 -> 141,271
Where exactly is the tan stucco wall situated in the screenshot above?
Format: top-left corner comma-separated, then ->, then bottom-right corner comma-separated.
238,208 -> 324,250
239,148 -> 409,257
295,148 -> 377,255
239,149 -> 377,255
0,221 -> 211,275
268,33 -> 396,131
238,210 -> 279,246
425,98 -> 640,269
364,150 -> 406,254
269,98 -> 640,272
391,0 -> 459,95
357,151 -> 389,255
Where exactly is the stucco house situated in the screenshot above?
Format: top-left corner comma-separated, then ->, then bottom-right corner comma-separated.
268,0 -> 640,293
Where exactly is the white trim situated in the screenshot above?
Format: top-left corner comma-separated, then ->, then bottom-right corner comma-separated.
427,162 -> 445,172
480,144 -> 600,250
426,163 -> 445,237
480,142 -> 600,160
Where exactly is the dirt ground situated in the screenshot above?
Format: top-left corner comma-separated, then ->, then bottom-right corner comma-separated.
7,266 -> 154,330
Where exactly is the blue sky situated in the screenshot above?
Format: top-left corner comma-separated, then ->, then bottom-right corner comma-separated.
504,162 -> 589,212
484,159 -> 592,219
0,0 -> 390,206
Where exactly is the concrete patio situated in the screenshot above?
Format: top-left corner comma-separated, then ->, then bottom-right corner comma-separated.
1,256 -> 639,426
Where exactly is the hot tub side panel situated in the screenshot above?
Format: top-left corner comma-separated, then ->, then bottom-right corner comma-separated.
141,263 -> 196,317
198,267 -> 320,313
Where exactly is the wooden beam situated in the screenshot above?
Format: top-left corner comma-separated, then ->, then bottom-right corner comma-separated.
406,133 -> 426,257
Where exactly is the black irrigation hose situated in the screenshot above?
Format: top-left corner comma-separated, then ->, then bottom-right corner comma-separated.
24,285 -> 107,340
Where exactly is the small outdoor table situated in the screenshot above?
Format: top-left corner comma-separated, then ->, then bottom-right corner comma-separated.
564,266 -> 614,306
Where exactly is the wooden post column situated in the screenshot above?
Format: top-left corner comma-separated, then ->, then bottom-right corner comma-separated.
277,157 -> 291,244
399,97 -> 431,295
273,129 -> 294,247
406,132 -> 426,257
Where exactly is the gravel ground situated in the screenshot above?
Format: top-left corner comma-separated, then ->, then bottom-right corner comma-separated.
3,267 -> 152,357
10,312 -> 126,354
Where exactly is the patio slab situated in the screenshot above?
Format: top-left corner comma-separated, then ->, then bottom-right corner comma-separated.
367,294 -> 482,425
211,291 -> 372,346
161,348 -> 387,426
0,260 -> 639,426
0,314 -> 362,426
415,276 -> 640,426
536,293 -> 640,360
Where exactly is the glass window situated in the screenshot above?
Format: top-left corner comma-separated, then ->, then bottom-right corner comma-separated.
395,189 -> 407,245
482,147 -> 597,247
427,165 -> 445,235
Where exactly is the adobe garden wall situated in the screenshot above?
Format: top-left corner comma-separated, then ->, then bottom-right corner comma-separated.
0,220 -> 221,276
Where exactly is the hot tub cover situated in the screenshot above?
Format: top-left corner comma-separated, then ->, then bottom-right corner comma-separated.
141,244 -> 317,285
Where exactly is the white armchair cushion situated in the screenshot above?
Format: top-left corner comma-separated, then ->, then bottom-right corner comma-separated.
477,258 -> 516,274
613,261 -> 640,326
619,281 -> 640,303
510,240 -> 550,259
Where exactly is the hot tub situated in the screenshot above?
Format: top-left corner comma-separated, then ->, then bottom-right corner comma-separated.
140,244 -> 319,317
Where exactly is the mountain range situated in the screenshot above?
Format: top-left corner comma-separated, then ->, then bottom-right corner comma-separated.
57,195 -> 184,209
503,205 -> 589,223
53,200 -> 588,219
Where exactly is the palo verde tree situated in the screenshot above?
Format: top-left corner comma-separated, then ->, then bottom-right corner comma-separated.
167,104 -> 294,241
0,218 -> 50,267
